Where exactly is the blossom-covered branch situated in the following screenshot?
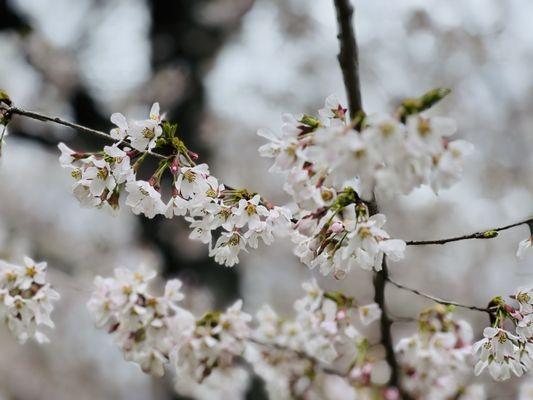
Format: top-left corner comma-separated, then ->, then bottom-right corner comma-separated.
1,104 -> 168,160
1,100 -> 294,267
87,265 -> 394,399
2,0 -> 533,395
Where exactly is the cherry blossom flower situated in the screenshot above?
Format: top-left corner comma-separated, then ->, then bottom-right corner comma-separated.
358,303 -> 382,325
128,103 -> 163,152
110,112 -> 129,140
209,231 -> 246,267
125,180 -> 165,218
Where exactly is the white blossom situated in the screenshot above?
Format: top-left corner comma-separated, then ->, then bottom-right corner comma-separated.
128,103 -> 163,152
125,180 -> 165,218
473,327 -> 524,381
110,112 -> 129,140
358,303 -> 381,325
209,232 -> 246,267
518,236 -> 533,259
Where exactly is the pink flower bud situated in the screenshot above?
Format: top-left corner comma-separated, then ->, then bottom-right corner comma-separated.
170,157 -> 180,175
329,221 -> 344,234
383,387 -> 400,400
188,150 -> 199,161
336,309 -> 347,320
504,304 -> 522,320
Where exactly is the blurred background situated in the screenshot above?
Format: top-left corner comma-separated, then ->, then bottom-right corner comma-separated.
0,0 -> 532,398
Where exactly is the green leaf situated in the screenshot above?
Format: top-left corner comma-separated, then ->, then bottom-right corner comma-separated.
397,88 -> 451,121
162,121 -> 177,138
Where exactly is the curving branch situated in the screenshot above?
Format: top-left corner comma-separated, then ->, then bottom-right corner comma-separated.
406,218 -> 533,246
248,337 -> 349,378
1,105 -> 167,160
387,276 -> 492,314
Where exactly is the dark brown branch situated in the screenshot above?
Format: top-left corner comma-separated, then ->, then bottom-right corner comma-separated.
387,276 -> 492,314
332,0 -> 403,392
333,0 -> 363,120
372,259 -> 401,385
406,218 -> 533,246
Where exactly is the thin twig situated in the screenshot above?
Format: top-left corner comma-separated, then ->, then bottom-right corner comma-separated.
2,105 -> 168,160
387,276 -> 492,314
248,337 -> 348,378
0,104 -> 291,212
406,218 -> 533,246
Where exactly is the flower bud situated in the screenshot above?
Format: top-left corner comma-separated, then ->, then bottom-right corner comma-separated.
329,221 -> 344,234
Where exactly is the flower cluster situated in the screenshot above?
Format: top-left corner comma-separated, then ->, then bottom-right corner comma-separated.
88,268 -> 395,399
170,300 -> 251,388
87,265 -> 185,377
259,93 -> 472,205
87,265 -> 251,388
59,143 -> 135,213
167,164 -> 293,267
258,93 -> 472,277
246,279 -> 385,399
58,103 -> 169,216
292,193 -> 405,278
260,94 -> 471,277
0,257 -> 59,344
58,104 -> 293,266
473,288 -> 533,381
396,305 -> 481,400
